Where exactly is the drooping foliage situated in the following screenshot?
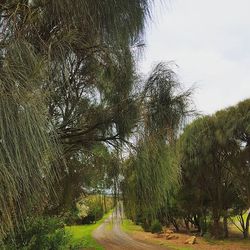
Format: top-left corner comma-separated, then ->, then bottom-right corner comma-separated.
0,40 -> 59,238
122,63 -> 193,227
0,0 -> 156,238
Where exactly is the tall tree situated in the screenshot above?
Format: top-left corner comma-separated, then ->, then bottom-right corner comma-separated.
178,99 -> 250,238
0,0 -> 156,237
122,63 -> 193,229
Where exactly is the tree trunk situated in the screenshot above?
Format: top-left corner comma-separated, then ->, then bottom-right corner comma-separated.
223,215 -> 228,238
193,214 -> 201,232
199,214 -> 207,236
171,219 -> 180,232
243,211 -> 250,239
103,195 -> 107,213
212,216 -> 221,239
184,218 -> 190,233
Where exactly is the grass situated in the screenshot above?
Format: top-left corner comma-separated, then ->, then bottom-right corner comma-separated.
204,237 -> 250,246
121,218 -> 143,233
66,211 -> 112,250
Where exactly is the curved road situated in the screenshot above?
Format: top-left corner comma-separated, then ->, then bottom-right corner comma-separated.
93,208 -> 168,250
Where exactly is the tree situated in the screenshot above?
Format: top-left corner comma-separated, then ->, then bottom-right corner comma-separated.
215,99 -> 250,238
122,63 -> 193,229
178,116 -> 236,238
0,37 -> 59,239
0,0 -> 156,238
177,99 -> 250,238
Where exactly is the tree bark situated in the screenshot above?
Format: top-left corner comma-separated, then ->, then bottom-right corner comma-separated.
223,215 -> 229,238
243,211 -> 250,239
199,214 -> 207,236
212,216 -> 221,239
184,218 -> 190,233
171,219 -> 180,232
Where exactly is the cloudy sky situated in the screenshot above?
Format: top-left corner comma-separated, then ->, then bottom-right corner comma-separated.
140,0 -> 250,114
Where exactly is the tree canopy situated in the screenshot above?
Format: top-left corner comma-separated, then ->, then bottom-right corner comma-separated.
172,99 -> 250,238
0,0 -> 156,238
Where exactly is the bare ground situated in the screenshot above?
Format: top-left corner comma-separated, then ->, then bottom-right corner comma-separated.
127,227 -> 250,250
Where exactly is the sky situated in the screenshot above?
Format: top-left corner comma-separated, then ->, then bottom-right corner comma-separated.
140,0 -> 250,114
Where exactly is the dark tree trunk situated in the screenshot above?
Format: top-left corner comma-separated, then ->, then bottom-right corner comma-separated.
199,214 -> 207,236
212,216 -> 221,239
223,215 -> 228,238
193,214 -> 201,232
243,211 -> 250,239
211,206 -> 222,239
184,218 -> 190,233
171,219 -> 180,232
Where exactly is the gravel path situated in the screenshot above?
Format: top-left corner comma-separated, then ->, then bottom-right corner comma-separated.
93,208 -> 169,250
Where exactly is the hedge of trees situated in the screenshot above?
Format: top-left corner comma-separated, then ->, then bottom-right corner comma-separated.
176,99 -> 250,239
124,98 -> 250,239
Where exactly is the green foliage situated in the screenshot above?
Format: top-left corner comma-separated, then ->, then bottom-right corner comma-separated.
0,40 -> 60,238
66,211 -> 113,250
2,217 -> 70,250
150,220 -> 163,234
81,196 -> 104,223
0,0 -> 157,237
174,98 -> 250,238
61,195 -> 114,225
62,209 -> 80,226
122,63 -> 192,228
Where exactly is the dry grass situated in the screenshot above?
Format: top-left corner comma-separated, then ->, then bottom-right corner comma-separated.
121,219 -> 250,250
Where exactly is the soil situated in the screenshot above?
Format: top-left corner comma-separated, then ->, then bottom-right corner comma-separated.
129,229 -> 250,250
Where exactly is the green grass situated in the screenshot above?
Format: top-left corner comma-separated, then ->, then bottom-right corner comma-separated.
121,218 -> 143,233
66,211 -> 112,249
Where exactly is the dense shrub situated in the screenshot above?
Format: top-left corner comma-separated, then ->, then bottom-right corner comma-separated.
62,209 -> 81,225
61,195 -> 114,226
76,195 -> 114,225
141,221 -> 151,232
150,220 -> 163,234
2,216 -> 70,250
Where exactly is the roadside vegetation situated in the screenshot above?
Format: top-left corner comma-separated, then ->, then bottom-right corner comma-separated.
66,209 -> 113,250
123,99 -> 250,244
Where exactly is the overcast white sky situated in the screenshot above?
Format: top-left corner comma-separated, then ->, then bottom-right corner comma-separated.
140,0 -> 250,114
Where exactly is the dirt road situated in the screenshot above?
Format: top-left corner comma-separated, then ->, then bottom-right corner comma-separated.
93,208 -> 169,250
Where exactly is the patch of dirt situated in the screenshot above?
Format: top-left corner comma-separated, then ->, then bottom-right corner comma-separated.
129,229 -> 250,250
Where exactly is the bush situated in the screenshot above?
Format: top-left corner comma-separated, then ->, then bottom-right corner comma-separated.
150,220 -> 163,234
141,221 -> 151,232
62,209 -> 81,225
2,216 -> 70,250
63,195 -> 114,226
203,231 -> 212,240
76,195 -> 104,224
